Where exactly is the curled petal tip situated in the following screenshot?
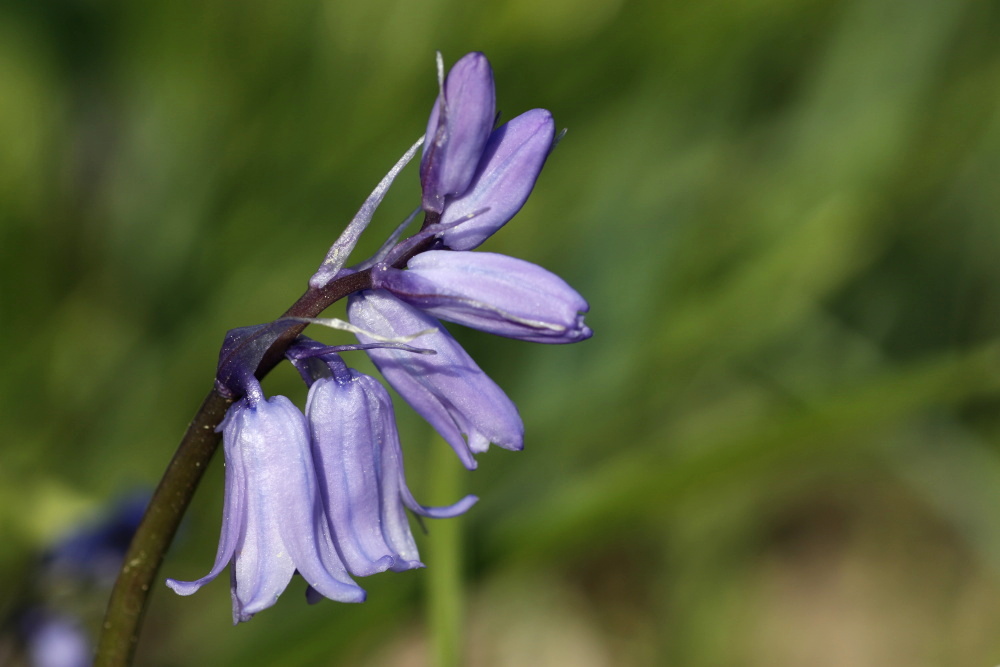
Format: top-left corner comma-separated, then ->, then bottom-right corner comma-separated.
165,578 -> 202,596
408,494 -> 479,519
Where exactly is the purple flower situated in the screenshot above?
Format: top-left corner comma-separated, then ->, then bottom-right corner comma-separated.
166,394 -> 365,623
438,109 -> 555,251
20,610 -> 90,667
372,250 -> 591,343
421,52 -> 496,214
348,290 -> 523,469
305,356 -> 477,577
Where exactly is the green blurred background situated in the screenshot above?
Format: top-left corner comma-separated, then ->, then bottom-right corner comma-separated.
3,0 -> 1000,664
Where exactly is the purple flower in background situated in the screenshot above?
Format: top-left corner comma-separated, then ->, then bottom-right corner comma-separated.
421,52 -> 496,215
167,394 -> 365,623
44,492 -> 148,585
348,290 -> 523,469
372,250 -> 591,343
304,354 -> 477,577
20,610 -> 90,667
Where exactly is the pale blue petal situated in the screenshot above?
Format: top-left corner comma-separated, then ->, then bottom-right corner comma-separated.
373,251 -> 591,343
421,52 -> 496,213
306,376 -> 398,577
348,291 -> 524,470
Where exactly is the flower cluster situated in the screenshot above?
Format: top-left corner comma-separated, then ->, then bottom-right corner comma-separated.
166,52 -> 590,623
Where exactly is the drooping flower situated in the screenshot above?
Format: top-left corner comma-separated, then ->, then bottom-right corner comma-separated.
303,351 -> 477,577
421,52 -> 496,215
166,393 -> 365,623
166,51 -> 588,626
371,250 -> 591,343
348,290 -> 523,470
437,108 -> 555,250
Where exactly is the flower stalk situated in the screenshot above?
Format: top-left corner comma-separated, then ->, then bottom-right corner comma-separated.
94,246 -> 425,666
96,50 -> 588,666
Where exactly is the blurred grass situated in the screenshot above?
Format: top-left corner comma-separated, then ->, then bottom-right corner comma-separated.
2,0 -> 1000,665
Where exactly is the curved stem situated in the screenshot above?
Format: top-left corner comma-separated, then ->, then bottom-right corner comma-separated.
95,389 -> 232,667
96,237 -> 434,666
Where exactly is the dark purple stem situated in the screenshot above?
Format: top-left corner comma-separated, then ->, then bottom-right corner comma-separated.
95,234 -> 434,667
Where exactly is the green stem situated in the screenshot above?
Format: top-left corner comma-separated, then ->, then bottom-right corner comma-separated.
95,234 -> 436,667
94,388 -> 232,667
426,438 -> 465,667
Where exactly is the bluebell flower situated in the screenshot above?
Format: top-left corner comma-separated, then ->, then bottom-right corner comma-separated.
165,51 -> 587,625
303,352 -> 477,577
436,108 -> 556,251
166,393 -> 365,623
348,290 -> 523,469
418,53 -> 556,250
371,250 -> 591,343
421,52 -> 496,215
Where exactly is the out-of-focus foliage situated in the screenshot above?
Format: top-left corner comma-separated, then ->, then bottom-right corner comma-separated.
2,0 -> 1000,664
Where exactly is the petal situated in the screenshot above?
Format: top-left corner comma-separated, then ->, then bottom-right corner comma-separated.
373,251 -> 592,343
306,376 -> 398,577
348,291 -> 524,470
228,398 -> 300,621
421,52 -> 496,213
399,484 -> 479,520
440,109 -> 555,250
258,397 -> 366,605
357,374 -> 424,571
166,401 -> 249,597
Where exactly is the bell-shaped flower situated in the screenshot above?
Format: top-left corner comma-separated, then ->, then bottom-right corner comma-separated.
348,290 -> 523,470
439,108 -> 555,251
371,250 -> 591,344
421,52 -> 496,214
166,394 -> 365,623
305,357 -> 477,576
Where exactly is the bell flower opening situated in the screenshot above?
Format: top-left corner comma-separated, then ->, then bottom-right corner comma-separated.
166,395 -> 365,624
306,360 -> 477,577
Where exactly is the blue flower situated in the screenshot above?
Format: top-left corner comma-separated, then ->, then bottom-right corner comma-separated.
303,352 -> 477,578
166,51 -> 588,624
371,250 -> 591,343
166,394 -> 365,624
348,290 -> 523,469
419,54 -> 556,250
19,609 -> 90,667
342,53 -> 581,470
437,108 -> 556,251
421,52 -> 496,215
